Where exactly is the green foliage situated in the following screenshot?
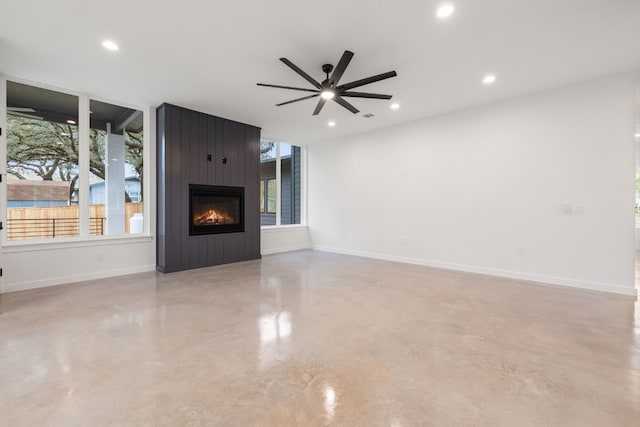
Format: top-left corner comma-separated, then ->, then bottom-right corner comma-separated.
260,139 -> 276,161
7,116 -> 78,180
7,114 -> 144,202
125,131 -> 144,179
8,115 -> 143,180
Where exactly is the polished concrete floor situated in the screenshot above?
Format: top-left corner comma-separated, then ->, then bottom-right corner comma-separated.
1,250 -> 639,426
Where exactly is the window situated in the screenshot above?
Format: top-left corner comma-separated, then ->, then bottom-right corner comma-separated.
6,81 -> 80,240
259,138 -> 302,226
259,178 -> 277,215
260,139 -> 277,226
266,178 -> 276,213
279,142 -> 301,225
3,78 -> 148,241
88,99 -> 144,236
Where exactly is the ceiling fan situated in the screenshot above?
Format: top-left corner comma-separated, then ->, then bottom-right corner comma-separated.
257,50 -> 397,115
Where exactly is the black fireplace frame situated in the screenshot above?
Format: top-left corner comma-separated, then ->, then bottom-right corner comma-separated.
189,184 -> 244,236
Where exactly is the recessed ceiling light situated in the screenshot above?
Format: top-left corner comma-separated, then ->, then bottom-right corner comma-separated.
390,103 -> 400,110
635,133 -> 640,138
328,121 -> 336,127
321,90 -> 335,100
102,40 -> 119,51
436,4 -> 455,19
66,119 -> 76,125
482,74 -> 497,85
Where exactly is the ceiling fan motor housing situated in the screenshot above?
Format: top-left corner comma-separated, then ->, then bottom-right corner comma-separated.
322,63 -> 334,80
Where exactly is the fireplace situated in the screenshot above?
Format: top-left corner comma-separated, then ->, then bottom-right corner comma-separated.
189,184 -> 244,235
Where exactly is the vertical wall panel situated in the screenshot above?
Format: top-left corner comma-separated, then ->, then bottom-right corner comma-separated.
168,107 -> 182,271
215,117 -> 225,185
237,125 -> 245,259
223,120 -> 231,186
248,127 -> 261,258
196,113 -> 209,267
207,116 -> 216,185
156,106 -> 166,269
156,103 -> 261,273
179,109 -> 191,268
206,116 -> 218,264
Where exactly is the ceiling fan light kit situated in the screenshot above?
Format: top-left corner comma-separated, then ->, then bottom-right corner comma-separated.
257,50 -> 397,116
320,90 -> 335,100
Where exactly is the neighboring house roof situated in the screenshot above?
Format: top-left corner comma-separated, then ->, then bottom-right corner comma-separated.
7,180 -> 69,201
260,154 -> 291,165
89,176 -> 141,189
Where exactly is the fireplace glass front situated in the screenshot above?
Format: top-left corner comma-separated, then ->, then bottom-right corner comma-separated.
189,185 -> 244,235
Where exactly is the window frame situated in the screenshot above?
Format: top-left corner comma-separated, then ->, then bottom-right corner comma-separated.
0,75 -> 152,246
259,139 -> 306,229
266,178 -> 277,214
259,180 -> 265,214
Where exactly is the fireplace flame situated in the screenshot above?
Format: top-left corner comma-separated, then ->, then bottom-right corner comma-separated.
194,209 -> 225,225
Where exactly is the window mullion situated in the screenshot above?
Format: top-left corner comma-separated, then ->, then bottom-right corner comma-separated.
78,95 -> 90,238
0,77 -> 6,245
275,142 -> 281,226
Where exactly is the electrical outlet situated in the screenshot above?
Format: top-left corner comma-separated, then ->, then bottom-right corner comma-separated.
517,248 -> 525,256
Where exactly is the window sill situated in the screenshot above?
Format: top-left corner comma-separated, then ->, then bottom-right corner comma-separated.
2,234 -> 154,254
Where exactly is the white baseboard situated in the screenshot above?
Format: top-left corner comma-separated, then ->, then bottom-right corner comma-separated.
4,247 -> 636,297
261,245 -> 310,256
1,264 -> 157,294
313,245 -> 638,297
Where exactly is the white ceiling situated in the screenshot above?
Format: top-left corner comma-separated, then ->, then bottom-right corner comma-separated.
1,0 -> 639,144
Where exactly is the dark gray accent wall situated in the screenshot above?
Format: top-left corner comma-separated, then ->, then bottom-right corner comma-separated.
156,103 -> 261,273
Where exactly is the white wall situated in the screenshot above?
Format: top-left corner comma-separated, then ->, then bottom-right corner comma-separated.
1,225 -> 309,293
1,225 -> 312,292
0,97 -> 157,294
1,238 -> 155,293
261,227 -> 310,255
308,73 -> 638,295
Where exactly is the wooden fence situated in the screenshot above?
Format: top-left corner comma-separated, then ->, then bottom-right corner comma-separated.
6,203 -> 144,240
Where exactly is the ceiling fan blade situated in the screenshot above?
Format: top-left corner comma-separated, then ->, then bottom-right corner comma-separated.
333,96 -> 359,114
329,50 -> 354,86
280,58 -> 322,89
276,93 -> 319,106
312,98 -> 328,115
257,83 -> 319,93
341,91 -> 392,99
338,71 -> 397,91
8,107 -> 36,112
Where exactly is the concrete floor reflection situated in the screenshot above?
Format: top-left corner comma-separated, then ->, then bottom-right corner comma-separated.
1,250 -> 639,426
